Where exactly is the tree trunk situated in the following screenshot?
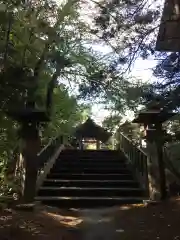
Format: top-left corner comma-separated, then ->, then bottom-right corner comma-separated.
6,147 -> 19,177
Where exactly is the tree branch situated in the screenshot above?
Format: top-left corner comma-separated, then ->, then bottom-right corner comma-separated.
4,12 -> 13,70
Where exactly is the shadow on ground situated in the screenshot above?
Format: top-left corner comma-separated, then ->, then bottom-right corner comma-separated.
76,198 -> 180,240
112,198 -> 180,240
0,205 -> 82,239
1,198 -> 180,239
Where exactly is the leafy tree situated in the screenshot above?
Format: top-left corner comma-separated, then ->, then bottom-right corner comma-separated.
62,0 -> 161,113
92,0 -> 162,72
42,85 -> 91,141
117,120 -> 143,145
0,0 -> 104,131
102,114 -> 122,132
145,52 -> 180,112
74,0 -> 164,113
0,0 -> 100,198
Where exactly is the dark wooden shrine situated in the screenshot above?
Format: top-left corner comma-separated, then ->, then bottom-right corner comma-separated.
74,118 -> 111,149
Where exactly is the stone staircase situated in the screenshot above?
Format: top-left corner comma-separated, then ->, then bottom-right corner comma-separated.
36,149 -> 145,207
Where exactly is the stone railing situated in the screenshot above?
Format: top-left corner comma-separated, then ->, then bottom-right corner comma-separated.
37,135 -> 64,176
15,135 -> 65,195
118,131 -> 180,199
15,134 -> 76,197
118,132 -> 149,197
36,134 -> 80,190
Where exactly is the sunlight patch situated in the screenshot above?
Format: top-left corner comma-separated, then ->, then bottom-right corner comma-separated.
116,229 -> 125,233
43,211 -> 83,227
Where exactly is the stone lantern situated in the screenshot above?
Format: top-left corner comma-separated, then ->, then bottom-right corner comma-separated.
133,104 -> 176,200
7,107 -> 49,204
6,66 -> 50,204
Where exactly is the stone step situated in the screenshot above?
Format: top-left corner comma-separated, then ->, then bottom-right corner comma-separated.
60,150 -> 121,154
38,186 -> 143,197
47,173 -> 134,180
37,149 -> 145,208
50,167 -> 131,174
55,158 -> 126,163
54,162 -> 127,168
59,151 -> 123,159
43,179 -> 139,188
35,196 -> 144,208
59,155 -> 122,159
55,159 -> 126,164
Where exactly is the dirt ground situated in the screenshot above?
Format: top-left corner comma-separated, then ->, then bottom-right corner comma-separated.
1,198 -> 180,239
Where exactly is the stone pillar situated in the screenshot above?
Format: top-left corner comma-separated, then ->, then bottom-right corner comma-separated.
79,138 -> 83,150
96,140 -> 100,150
21,123 -> 41,203
146,138 -> 161,200
156,123 -> 167,200
146,124 -> 167,200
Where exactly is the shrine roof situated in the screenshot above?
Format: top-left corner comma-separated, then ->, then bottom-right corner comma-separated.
74,118 -> 111,142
